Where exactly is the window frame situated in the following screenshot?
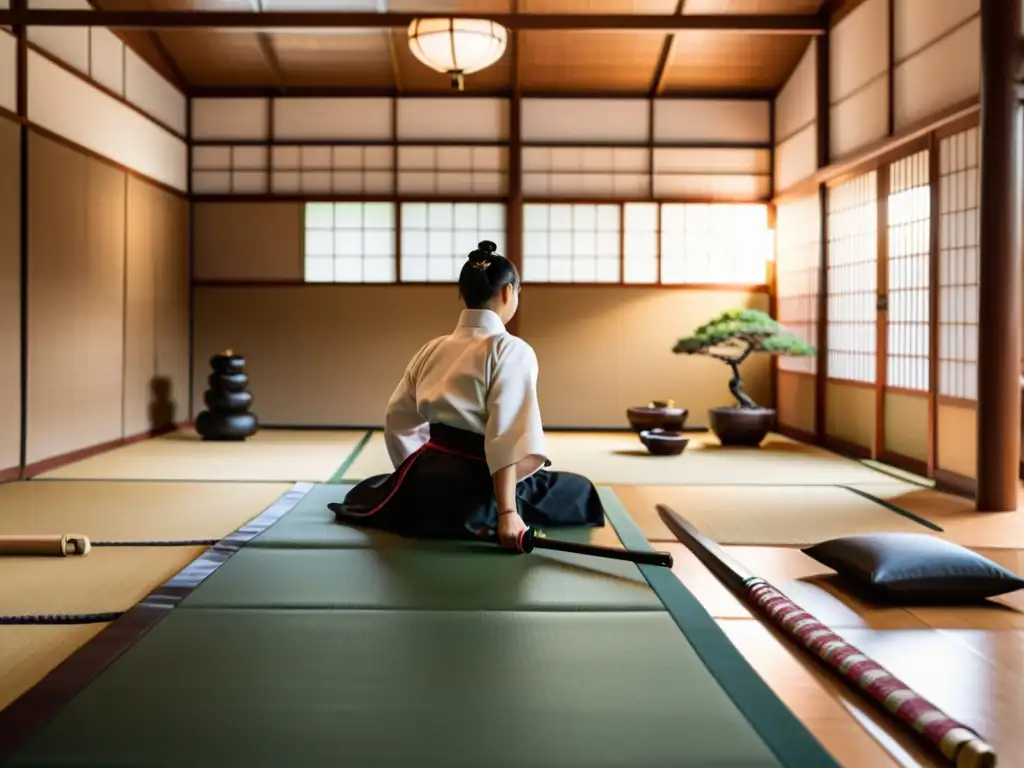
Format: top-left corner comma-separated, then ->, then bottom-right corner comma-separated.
299,199 -> 775,289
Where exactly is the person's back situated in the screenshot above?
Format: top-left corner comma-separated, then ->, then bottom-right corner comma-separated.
331,240 -> 605,548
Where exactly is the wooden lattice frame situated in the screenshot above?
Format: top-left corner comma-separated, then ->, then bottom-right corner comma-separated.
776,194 -> 820,375
399,202 -> 507,283
826,171 -> 878,384
660,203 -> 771,286
303,201 -> 396,283
937,126 -> 980,402
885,149 -> 931,392
522,203 -> 622,283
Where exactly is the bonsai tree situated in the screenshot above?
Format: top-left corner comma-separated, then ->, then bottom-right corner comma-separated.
673,309 -> 815,411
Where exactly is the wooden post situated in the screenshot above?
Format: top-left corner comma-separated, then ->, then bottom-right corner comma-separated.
975,0 -> 1022,511
814,30 -> 830,444
505,25 -> 523,337
14,0 -> 27,478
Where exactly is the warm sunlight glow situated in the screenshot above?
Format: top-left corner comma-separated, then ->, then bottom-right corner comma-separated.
827,172 -> 878,384
659,203 -> 771,285
522,204 -> 621,283
776,195 -> 820,375
400,203 -> 506,283
938,127 -> 981,401
886,150 -> 931,392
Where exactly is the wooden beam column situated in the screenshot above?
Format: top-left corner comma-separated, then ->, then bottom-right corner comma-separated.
14,0 -> 28,477
186,96 -> 195,420
505,25 -> 523,337
975,0 -> 1022,511
814,22 -> 831,444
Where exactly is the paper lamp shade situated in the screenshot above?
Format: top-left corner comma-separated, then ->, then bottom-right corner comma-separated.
407,18 -> 509,75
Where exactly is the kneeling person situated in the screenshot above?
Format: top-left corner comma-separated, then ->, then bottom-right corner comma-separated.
331,240 -> 605,548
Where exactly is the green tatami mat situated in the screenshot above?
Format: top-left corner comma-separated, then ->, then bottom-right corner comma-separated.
250,483 -> 628,550
180,539 -> 661,611
249,483 -> 399,548
7,608 -> 784,768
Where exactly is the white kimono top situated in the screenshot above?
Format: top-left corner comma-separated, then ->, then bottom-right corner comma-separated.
383,309 -> 548,481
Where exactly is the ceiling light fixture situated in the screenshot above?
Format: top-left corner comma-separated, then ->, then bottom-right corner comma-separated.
407,17 -> 508,91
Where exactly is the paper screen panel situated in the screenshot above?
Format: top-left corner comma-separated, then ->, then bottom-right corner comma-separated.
937,126 -> 979,401
522,147 -> 648,199
397,145 -> 507,197
652,99 -> 771,145
829,0 -> 889,104
303,202 -> 397,284
191,98 -> 269,141
774,41 -> 816,144
623,203 -> 658,284
0,30 -> 15,113
826,172 -> 878,383
88,28 -> 124,96
660,203 -> 771,285
774,124 -> 817,193
396,98 -> 507,142
28,51 -> 187,191
885,149 -> 931,392
522,204 -> 621,283
652,147 -> 770,201
520,99 -> 649,144
27,0 -> 90,76
399,203 -> 507,283
892,16 -> 980,131
192,145 -> 269,194
273,98 -> 392,141
124,48 -> 187,137
269,145 -> 394,195
776,195 -> 821,374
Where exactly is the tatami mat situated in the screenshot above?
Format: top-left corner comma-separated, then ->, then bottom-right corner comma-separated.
37,429 -> 367,483
250,483 -> 625,550
0,624 -> 108,712
0,546 -> 206,618
613,484 -> 936,546
0,480 -> 291,542
182,536 -> 660,612
340,430 -> 906,486
7,609 -> 786,768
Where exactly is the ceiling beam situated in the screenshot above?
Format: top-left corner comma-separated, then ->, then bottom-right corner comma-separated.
255,33 -> 286,91
251,0 -> 286,92
0,10 -> 826,34
650,0 -> 686,97
386,31 -> 404,93
187,85 -> 777,100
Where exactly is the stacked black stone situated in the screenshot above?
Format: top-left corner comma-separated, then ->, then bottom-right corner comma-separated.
195,350 -> 258,441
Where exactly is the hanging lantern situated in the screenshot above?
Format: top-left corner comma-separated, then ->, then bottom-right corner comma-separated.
407,18 -> 509,91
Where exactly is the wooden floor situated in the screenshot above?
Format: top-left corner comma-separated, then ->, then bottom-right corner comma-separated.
650,484 -> 1024,768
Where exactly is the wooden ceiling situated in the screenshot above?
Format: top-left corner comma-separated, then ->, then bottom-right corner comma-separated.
77,0 -> 827,96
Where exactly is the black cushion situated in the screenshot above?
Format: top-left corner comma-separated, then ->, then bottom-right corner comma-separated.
802,533 -> 1024,603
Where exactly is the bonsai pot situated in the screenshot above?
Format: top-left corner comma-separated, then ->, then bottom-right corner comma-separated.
626,400 -> 689,432
709,407 -> 776,448
639,429 -> 690,456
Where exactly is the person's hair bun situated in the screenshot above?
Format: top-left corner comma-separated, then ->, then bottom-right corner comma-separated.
477,240 -> 497,254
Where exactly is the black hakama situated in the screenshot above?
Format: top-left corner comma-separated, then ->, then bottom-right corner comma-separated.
329,423 -> 606,541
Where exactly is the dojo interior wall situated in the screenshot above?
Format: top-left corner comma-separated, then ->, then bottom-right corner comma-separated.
0,16 -> 190,480
771,0 -> 982,491
190,96 -> 773,429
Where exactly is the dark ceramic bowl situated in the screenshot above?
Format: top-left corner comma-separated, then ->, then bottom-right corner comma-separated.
639,429 -> 690,456
626,405 -> 689,432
